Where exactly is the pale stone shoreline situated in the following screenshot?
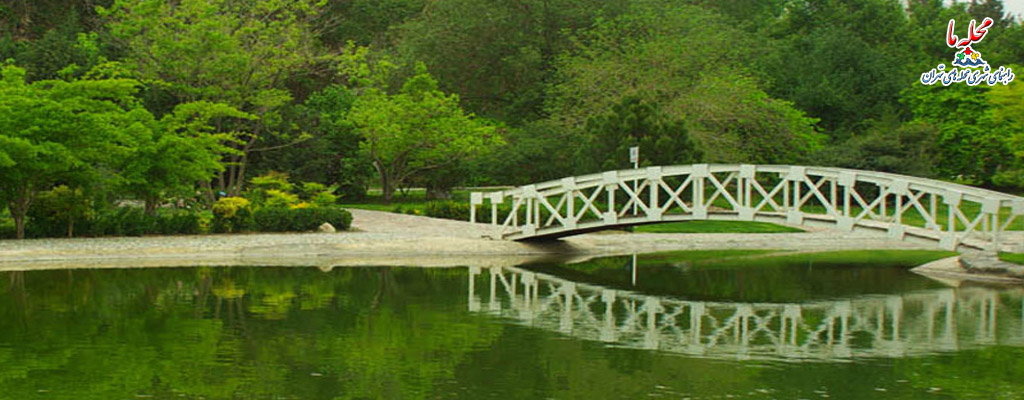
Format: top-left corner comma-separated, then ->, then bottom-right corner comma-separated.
0,209 -> 1016,285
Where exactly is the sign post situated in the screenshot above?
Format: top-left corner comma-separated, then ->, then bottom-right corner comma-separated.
629,146 -> 639,215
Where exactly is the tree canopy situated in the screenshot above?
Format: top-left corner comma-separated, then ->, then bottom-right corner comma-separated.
3,0 -> 1024,237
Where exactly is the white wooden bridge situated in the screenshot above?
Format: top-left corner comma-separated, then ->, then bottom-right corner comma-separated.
470,164 -> 1024,252
467,266 -> 1024,361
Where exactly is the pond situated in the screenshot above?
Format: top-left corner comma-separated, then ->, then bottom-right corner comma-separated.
1,250 -> 1022,399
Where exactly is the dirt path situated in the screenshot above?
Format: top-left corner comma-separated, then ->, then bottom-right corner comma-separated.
0,209 -> 935,271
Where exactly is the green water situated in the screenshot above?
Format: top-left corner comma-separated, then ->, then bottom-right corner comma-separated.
1,251 -> 1023,399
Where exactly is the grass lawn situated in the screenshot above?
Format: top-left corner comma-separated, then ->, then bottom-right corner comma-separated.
643,249 -> 957,269
339,190 -> 472,215
633,220 -> 803,234
1000,253 -> 1024,266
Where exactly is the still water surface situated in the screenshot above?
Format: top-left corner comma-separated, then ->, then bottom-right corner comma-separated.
1,251 -> 1023,399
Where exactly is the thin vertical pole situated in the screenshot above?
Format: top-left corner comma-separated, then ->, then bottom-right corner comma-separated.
830,179 -> 838,215
930,193 -> 938,230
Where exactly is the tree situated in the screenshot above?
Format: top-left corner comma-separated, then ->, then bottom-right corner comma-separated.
346,64 -> 501,202
987,76 -> 1024,188
761,0 -> 912,135
392,0 -> 628,122
100,0 -> 331,196
546,3 -> 821,164
0,64 -> 142,238
578,96 -> 702,173
120,101 -> 253,213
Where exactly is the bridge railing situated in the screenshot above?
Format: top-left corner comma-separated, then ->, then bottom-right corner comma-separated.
469,164 -> 1024,251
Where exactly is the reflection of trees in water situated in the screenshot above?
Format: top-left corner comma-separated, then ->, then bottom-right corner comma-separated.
0,267 -> 502,399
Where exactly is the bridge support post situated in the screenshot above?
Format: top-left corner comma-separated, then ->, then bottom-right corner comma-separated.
691,164 -> 708,219
738,165 -> 755,220
470,192 -> 483,223
646,167 -> 662,220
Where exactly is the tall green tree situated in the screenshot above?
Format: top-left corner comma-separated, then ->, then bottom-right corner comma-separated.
547,3 -> 821,165
346,64 -> 501,202
578,96 -> 702,173
120,101 -> 253,213
393,0 -> 629,121
100,0 -> 332,196
0,64 -> 142,238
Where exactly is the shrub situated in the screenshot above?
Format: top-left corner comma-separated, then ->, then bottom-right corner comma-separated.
253,206 -> 352,232
424,201 -> 470,221
430,200 -> 525,224
26,185 -> 94,238
212,197 -> 254,233
298,182 -> 339,207
246,171 -> 293,207
317,207 -> 353,230
264,189 -> 300,209
156,210 -> 201,235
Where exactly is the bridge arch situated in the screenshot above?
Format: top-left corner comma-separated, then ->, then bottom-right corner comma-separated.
470,164 -> 1024,252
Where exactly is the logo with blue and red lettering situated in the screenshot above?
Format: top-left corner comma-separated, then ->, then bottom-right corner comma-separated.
920,17 -> 1014,86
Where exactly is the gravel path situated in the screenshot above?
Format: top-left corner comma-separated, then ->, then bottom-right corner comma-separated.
0,209 -> 938,271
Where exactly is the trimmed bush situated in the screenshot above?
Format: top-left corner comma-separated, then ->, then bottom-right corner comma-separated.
254,206 -> 352,232
424,201 -> 471,220
83,208 -> 202,237
212,197 -> 254,233
423,200 -> 525,224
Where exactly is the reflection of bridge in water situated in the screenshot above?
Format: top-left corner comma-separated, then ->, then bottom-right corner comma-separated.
468,266 -> 1024,361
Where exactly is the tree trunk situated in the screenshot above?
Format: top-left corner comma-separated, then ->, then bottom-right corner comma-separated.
235,153 -> 249,195
9,187 -> 32,240
375,162 -> 394,204
426,186 -> 452,200
67,216 -> 74,238
144,196 -> 159,215
12,212 -> 25,240
201,180 -> 216,206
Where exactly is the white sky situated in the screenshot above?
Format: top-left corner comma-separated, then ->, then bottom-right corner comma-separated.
1003,0 -> 1024,18
958,0 -> 1024,19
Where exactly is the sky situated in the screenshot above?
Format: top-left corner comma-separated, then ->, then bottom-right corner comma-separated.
1000,0 -> 1024,18
968,0 -> 1024,19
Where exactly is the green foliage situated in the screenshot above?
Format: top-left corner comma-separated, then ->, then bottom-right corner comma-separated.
263,190 -> 300,209
211,197 -> 254,233
392,0 -> 625,121
119,101 -> 253,211
246,171 -> 294,207
346,63 -> 502,202
816,118 -> 940,178
0,64 -> 148,238
299,182 -> 339,207
86,207 -> 202,237
762,0 -> 912,134
423,201 -> 471,221
633,221 -> 803,234
25,185 -> 93,238
578,96 -> 702,172
101,0 -> 330,195
545,3 -> 822,165
987,77 -> 1024,187
901,78 -> 1019,187
253,206 -> 352,232
250,171 -> 294,193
